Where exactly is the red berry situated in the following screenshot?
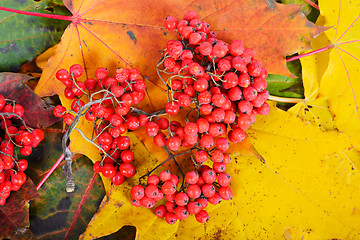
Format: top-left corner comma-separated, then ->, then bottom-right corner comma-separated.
111,172 -> 125,185
195,210 -> 209,223
175,192 -> 189,206
69,64 -> 83,78
175,206 -> 189,220
186,184 -> 201,199
165,212 -> 178,225
155,205 -> 167,218
145,122 -> 159,137
162,180 -> 177,195
164,16 -> 178,31
145,184 -> 160,198
218,186 -> 233,200
165,102 -> 180,116
119,163 -> 136,177
147,175 -> 160,186
131,185 -> 145,200
101,164 -> 116,178
185,171 -> 199,184
217,173 -> 231,186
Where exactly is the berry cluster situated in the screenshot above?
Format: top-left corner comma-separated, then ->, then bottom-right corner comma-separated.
54,64 -> 147,185
130,10 -> 270,224
131,167 -> 231,224
0,95 -> 45,205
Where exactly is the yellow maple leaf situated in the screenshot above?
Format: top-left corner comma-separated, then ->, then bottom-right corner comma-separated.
80,105 -> 360,239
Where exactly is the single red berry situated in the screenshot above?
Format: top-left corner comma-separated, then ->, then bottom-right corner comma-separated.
186,184 -> 202,199
195,150 -> 208,163
202,184 -> 216,198
199,134 -> 214,149
155,205 -> 167,218
159,170 -> 171,182
195,210 -> 209,223
185,171 -> 199,184
119,163 -> 136,177
255,102 -> 270,115
187,201 -> 202,215
145,184 -> 160,199
213,162 -> 226,173
120,150 -> 134,163
165,212 -> 178,225
95,67 -> 107,80
117,136 -> 130,150
162,180 -> 177,195
166,136 -> 181,151
147,175 -> 160,186
17,159 -> 28,172
56,69 -> 70,82
217,173 -> 231,187
131,185 -> 145,200
93,161 -> 103,173
153,132 -> 167,147
111,172 -> 125,185
218,186 -> 233,200
69,64 -> 83,78
175,206 -> 189,220
202,169 -> 217,184
101,164 -> 116,178
228,128 -> 245,143
195,198 -> 208,210
145,122 -> 159,137
131,198 -> 141,207
164,16 -> 178,31
166,102 -> 180,116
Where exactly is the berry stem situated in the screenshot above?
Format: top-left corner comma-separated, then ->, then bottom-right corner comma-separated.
0,6 -> 73,21
302,0 -> 320,10
36,150 -> 66,190
268,95 -> 304,103
286,44 -> 333,62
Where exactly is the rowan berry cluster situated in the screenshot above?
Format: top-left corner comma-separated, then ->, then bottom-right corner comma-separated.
54,64 -> 147,186
0,95 -> 45,205
130,10 -> 270,224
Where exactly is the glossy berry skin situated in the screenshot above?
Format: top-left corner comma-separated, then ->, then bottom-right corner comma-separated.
119,163 -> 136,177
164,16 -> 178,31
101,164 -> 116,178
93,161 -> 103,173
140,196 -> 156,208
145,184 -> 160,199
145,122 -> 159,137
218,186 -> 233,200
185,171 -> 199,184
147,175 -> 160,186
155,205 -> 167,218
162,180 -> 177,195
195,210 -> 209,223
202,169 -> 217,183
175,206 -> 189,220
174,192 -> 189,206
186,184 -> 201,199
111,172 -> 125,185
159,170 -> 171,182
165,212 -> 178,225
131,185 -> 145,200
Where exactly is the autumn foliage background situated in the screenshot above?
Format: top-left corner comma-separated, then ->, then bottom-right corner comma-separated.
0,0 -> 360,239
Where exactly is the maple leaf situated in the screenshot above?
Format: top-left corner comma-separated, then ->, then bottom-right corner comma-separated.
79,105 -> 360,239
31,0 -> 323,171
0,178 -> 39,239
0,0 -> 70,72
0,72 -> 59,128
287,0 -> 360,139
27,131 -> 105,239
